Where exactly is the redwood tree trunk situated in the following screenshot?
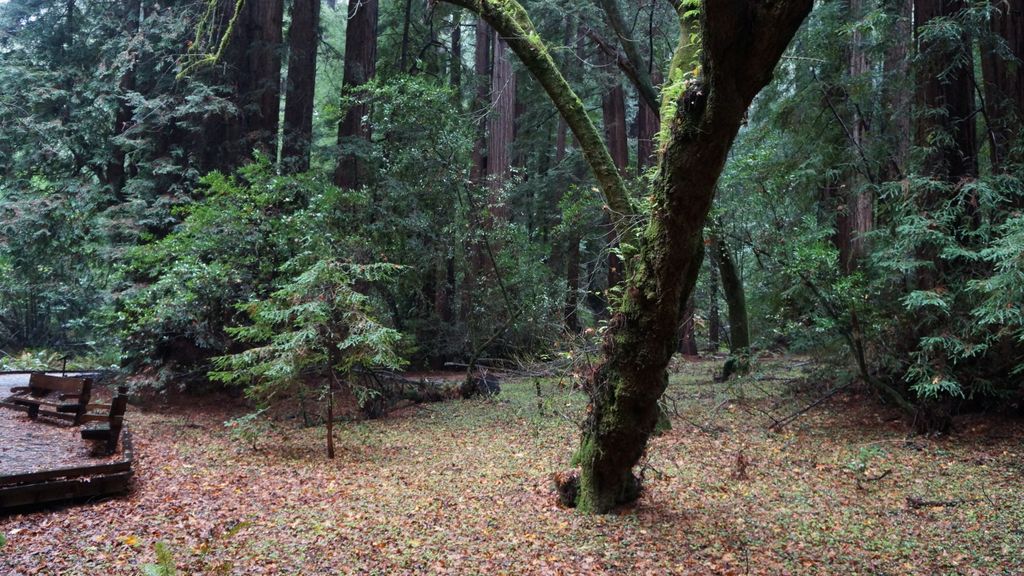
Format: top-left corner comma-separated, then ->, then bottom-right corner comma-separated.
601,50 -> 629,299
637,68 -> 662,173
841,0 -> 872,272
915,0 -> 977,181
282,0 -> 320,173
981,0 -> 1024,171
205,0 -> 284,172
487,30 -> 515,208
334,0 -> 379,189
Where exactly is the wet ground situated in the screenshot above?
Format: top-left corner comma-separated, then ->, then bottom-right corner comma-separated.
0,374 -> 121,479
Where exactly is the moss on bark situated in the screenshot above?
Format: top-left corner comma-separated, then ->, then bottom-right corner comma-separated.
441,0 -> 813,514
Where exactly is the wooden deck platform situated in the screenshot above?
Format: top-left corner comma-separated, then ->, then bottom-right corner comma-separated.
0,373 -> 134,513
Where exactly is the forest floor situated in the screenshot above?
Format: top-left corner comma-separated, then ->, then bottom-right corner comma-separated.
1,357 -> 1022,575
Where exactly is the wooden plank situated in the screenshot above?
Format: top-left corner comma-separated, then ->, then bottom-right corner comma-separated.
0,459 -> 132,487
28,374 -> 89,395
0,471 -> 133,511
0,430 -> 133,486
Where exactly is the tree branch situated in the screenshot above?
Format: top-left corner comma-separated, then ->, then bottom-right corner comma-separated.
590,0 -> 660,111
582,26 -> 659,111
435,0 -> 635,241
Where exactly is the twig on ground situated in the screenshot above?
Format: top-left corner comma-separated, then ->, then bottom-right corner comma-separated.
856,469 -> 892,490
769,383 -> 851,431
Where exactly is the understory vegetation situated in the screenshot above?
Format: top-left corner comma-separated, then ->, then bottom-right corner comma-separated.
3,359 -> 1023,574
1,0 -> 1022,544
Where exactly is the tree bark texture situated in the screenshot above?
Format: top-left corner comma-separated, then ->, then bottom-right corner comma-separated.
981,0 -> 1023,170
882,0 -> 912,179
204,0 -> 284,172
334,0 -> 378,189
836,0 -> 873,273
441,0 -> 811,513
282,0 -> 320,173
914,0 -> 977,180
637,68 -> 662,173
601,48 -> 629,297
677,296 -> 698,356
487,30 -> 516,205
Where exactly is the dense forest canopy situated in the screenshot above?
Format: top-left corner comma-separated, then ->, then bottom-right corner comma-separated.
1,0 -> 1022,511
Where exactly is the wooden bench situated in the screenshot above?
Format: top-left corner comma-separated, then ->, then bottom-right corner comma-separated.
80,386 -> 129,455
7,373 -> 92,425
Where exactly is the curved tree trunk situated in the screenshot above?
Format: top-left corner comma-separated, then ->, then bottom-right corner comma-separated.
442,0 -> 812,513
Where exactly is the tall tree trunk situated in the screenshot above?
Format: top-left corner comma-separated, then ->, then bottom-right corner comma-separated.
707,252 -> 721,351
677,296 -> 698,356
334,0 -> 379,189
400,0 -> 414,72
914,0 -> 978,291
461,17 -> 492,325
712,234 -> 750,379
981,0 -> 1024,171
601,50 -> 629,301
450,12 -> 463,89
840,0 -> 873,272
637,68 -> 662,173
282,0 -> 320,173
487,30 -> 515,208
915,0 -> 978,181
105,0 -> 141,201
205,0 -> 285,172
882,0 -> 912,180
470,17 -> 491,183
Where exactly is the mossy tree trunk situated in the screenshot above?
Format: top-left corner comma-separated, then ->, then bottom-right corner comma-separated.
441,0 -> 812,513
711,232 -> 750,379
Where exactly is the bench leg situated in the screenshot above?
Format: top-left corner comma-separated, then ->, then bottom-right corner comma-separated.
27,404 -> 39,419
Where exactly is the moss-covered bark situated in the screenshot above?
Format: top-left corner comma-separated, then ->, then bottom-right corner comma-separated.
441,0 -> 812,513
711,233 -> 750,379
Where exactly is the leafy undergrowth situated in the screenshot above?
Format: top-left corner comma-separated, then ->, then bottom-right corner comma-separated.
2,358 -> 1022,575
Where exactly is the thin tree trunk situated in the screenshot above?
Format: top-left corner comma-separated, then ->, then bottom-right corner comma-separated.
677,296 -> 698,356
282,0 -> 320,173
487,30 -> 515,207
707,252 -> 721,351
400,0 -> 414,72
712,234 -> 750,379
334,0 -> 379,189
601,49 -> 629,300
637,68 -> 662,174
450,12 -> 463,89
470,17 -> 491,182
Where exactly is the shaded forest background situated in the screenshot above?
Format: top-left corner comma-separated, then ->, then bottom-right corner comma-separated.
0,0 -> 1022,430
